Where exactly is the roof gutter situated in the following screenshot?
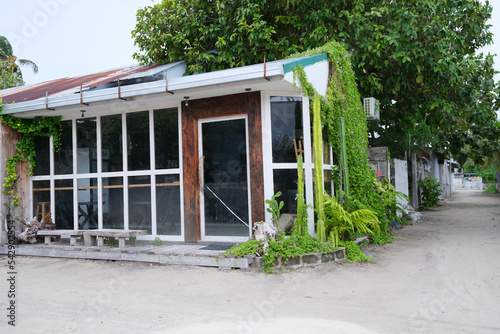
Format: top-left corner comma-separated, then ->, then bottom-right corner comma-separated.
1,61 -> 285,116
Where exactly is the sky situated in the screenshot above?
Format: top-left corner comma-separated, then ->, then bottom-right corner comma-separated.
0,0 -> 499,86
0,0 -> 160,85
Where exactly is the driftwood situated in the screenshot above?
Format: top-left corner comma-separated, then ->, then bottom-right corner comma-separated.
18,217 -> 42,244
40,212 -> 56,230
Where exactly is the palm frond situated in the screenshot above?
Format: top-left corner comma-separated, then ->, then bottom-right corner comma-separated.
0,36 -> 13,59
18,59 -> 38,74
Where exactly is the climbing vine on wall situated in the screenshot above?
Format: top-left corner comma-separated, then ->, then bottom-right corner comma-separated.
0,110 -> 62,208
291,41 -> 377,211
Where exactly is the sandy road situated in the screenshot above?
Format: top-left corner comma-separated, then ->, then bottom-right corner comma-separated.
1,189 -> 499,333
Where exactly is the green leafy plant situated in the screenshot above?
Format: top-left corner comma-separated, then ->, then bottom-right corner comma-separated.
0,113 -> 62,210
312,93 -> 326,242
339,240 -> 373,263
153,237 -> 164,246
217,239 -> 264,260
294,154 -> 307,236
419,177 -> 443,208
373,177 -> 408,224
266,191 -> 284,232
323,194 -> 380,241
484,184 -> 498,194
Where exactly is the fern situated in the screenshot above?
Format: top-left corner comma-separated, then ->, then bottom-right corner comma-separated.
323,194 -> 380,239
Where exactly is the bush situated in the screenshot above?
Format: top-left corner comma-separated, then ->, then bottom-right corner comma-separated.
484,184 -> 498,194
419,177 -> 443,207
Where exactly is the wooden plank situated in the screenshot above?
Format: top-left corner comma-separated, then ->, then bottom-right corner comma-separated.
85,229 -> 147,238
182,102 -> 199,242
246,92 -> 265,225
37,230 -> 84,236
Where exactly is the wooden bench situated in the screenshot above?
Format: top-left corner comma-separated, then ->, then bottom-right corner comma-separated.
37,230 -> 84,246
83,229 -> 147,248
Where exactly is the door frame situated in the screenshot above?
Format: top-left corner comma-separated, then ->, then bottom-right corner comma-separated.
198,114 -> 252,242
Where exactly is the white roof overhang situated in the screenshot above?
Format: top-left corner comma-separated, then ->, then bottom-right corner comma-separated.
1,53 -> 329,119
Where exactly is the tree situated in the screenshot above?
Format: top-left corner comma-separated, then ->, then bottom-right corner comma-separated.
0,35 -> 38,88
132,0 -> 499,163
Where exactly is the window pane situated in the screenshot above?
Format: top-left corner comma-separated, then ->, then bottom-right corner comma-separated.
33,136 -> 50,176
77,118 -> 97,174
156,174 -> 181,235
55,120 -> 73,174
154,108 -> 179,169
273,169 -> 298,214
127,111 -> 150,171
324,170 -> 333,197
78,178 -> 98,229
271,96 -> 303,163
103,177 -> 124,229
101,114 -> 123,172
323,141 -> 331,165
33,180 -> 50,222
128,175 -> 151,233
55,179 -> 74,229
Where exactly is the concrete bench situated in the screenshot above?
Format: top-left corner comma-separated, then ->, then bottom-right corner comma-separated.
37,230 -> 84,246
83,229 -> 147,248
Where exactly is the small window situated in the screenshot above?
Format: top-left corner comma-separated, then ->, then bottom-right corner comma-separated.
127,111 -> 150,171
54,120 -> 73,175
156,174 -> 181,235
77,118 -> 97,174
101,114 -> 123,172
33,136 -> 50,176
154,108 -> 179,169
271,97 -> 303,163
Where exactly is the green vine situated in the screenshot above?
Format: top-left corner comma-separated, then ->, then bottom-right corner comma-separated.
290,41 -> 399,243
291,41 -> 371,205
0,109 -> 62,209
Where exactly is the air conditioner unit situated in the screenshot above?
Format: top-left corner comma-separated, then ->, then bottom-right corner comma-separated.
363,97 -> 380,121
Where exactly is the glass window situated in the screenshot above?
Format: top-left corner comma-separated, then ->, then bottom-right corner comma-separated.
33,136 -> 50,176
54,120 -> 73,175
273,169 -> 298,214
127,111 -> 150,171
154,108 -> 179,169
324,170 -> 333,197
128,175 -> 151,233
77,118 -> 97,174
101,114 -> 123,172
271,96 -> 303,163
78,178 -> 98,230
103,177 -> 124,229
323,141 -> 332,165
156,174 -> 181,235
55,179 -> 74,229
33,180 -> 50,222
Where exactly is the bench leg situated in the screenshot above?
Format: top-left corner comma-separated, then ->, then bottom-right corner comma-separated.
70,236 -> 77,246
118,237 -> 126,248
44,236 -> 52,245
83,232 -> 96,246
97,236 -> 105,247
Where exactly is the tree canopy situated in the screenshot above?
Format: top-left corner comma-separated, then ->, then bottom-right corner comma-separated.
0,35 -> 38,89
132,0 -> 499,164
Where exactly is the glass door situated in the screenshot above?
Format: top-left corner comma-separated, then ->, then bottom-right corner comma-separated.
199,116 -> 251,240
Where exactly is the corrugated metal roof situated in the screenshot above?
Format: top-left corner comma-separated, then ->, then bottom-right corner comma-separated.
0,63 -> 171,104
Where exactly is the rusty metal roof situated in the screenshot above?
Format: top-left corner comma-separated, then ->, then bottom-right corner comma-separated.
0,63 -> 167,104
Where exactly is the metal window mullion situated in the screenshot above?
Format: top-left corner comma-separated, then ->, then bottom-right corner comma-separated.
96,116 -> 103,229
122,113 -> 129,229
177,104 -> 185,239
149,109 -> 157,236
